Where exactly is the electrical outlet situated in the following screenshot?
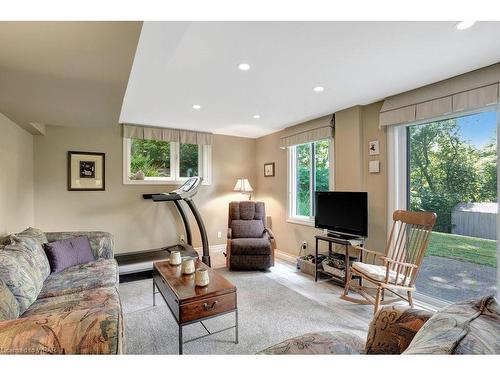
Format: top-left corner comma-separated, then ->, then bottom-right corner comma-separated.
301,241 -> 308,250
217,231 -> 222,239
179,234 -> 185,243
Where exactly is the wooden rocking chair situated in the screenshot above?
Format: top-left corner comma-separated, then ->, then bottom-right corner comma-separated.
341,210 -> 436,313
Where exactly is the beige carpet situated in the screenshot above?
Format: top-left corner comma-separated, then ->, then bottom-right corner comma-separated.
120,268 -> 368,354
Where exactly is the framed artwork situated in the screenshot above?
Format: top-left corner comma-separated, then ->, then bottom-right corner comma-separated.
67,151 -> 105,191
369,140 -> 380,156
264,162 -> 275,177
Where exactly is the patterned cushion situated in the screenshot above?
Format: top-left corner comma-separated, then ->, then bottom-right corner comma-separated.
404,295 -> 500,354
38,258 -> 118,299
3,235 -> 50,280
15,227 -> 48,247
231,220 -> 265,238
0,279 -> 20,321
365,305 -> 433,354
0,287 -> 123,354
45,232 -> 114,260
258,331 -> 365,354
0,246 -> 45,314
352,262 -> 411,285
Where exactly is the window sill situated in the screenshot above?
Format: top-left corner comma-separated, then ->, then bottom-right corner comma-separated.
413,292 -> 449,312
286,217 -> 315,227
123,179 -> 211,186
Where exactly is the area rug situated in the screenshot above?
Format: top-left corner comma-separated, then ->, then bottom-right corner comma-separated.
120,269 -> 367,354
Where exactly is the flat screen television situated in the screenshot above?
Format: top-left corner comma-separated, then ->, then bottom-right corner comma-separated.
315,191 -> 368,238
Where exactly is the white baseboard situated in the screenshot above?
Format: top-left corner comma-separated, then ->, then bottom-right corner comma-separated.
195,244 -> 226,255
275,249 -> 297,264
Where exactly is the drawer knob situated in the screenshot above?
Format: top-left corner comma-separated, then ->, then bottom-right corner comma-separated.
203,301 -> 218,311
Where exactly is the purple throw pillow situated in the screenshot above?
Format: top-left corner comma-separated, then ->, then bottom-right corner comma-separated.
43,236 -> 95,273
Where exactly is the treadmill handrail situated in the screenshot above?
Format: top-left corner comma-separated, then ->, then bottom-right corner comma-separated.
142,177 -> 202,201
150,193 -> 182,202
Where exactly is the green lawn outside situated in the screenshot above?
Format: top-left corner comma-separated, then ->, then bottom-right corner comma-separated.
425,231 -> 497,268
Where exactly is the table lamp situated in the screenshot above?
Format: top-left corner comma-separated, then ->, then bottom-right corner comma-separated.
234,178 -> 253,200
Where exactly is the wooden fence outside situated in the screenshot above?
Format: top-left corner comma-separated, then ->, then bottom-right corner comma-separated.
451,203 -> 497,240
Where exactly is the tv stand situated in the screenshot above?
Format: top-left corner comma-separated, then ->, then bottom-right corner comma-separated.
314,234 -> 364,286
326,232 -> 359,241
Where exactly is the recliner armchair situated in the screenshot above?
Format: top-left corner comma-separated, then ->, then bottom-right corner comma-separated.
226,201 -> 275,270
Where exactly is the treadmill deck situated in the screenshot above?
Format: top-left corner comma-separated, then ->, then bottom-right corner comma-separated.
115,245 -> 199,275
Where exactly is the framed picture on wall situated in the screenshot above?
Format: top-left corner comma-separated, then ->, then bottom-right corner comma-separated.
369,140 -> 380,155
264,162 -> 275,177
67,151 -> 105,191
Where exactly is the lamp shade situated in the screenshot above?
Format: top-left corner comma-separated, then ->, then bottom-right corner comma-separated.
233,178 -> 253,192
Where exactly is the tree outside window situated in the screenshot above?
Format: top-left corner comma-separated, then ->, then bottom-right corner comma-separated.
129,139 -> 201,180
293,139 -> 330,218
131,139 -> 171,177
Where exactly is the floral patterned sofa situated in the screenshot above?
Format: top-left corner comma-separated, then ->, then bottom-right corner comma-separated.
0,228 -> 123,354
259,295 -> 499,354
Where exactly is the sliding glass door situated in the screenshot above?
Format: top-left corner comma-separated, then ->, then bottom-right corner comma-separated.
400,109 -> 498,303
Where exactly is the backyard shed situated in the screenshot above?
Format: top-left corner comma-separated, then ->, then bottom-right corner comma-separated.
452,202 -> 497,240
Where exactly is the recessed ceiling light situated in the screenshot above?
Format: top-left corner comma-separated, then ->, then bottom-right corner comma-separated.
455,21 -> 476,30
192,104 -> 201,110
313,86 -> 324,93
238,63 -> 251,71
253,114 -> 261,119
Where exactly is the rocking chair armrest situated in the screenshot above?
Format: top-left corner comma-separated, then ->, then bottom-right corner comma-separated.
352,246 -> 384,259
380,257 -> 418,269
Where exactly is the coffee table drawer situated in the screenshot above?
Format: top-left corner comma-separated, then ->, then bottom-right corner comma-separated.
180,292 -> 236,323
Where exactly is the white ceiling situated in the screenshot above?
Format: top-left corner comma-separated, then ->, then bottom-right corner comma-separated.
120,21 -> 500,138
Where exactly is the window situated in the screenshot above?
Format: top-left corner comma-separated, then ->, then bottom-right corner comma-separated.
130,139 -> 172,178
390,107 -> 498,305
123,138 -> 211,185
288,139 -> 330,224
179,143 -> 199,178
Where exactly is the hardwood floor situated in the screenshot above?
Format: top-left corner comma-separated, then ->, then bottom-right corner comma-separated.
210,251 -> 374,331
209,250 -> 435,334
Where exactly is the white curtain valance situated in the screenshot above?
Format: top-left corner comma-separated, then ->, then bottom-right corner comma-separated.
416,96 -> 453,121
380,63 -> 500,127
280,125 -> 333,149
452,84 -> 499,113
379,105 -> 416,127
122,124 -> 213,145
279,115 -> 334,149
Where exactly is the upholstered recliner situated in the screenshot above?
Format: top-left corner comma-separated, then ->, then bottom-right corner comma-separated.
226,201 -> 275,270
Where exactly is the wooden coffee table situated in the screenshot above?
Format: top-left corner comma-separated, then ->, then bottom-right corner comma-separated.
152,259 -> 238,354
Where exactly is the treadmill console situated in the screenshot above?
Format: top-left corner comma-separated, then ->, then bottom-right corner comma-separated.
178,177 -> 200,193
142,176 -> 202,201
173,176 -> 202,198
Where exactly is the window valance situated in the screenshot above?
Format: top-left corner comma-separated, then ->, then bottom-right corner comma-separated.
122,124 -> 213,145
380,63 -> 500,127
279,115 -> 334,149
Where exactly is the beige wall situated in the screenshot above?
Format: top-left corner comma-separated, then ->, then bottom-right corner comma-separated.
33,125 -> 255,254
255,119 -> 325,256
361,102 -> 388,253
0,113 -> 34,236
27,103 -> 386,257
334,106 -> 363,190
254,102 -> 388,256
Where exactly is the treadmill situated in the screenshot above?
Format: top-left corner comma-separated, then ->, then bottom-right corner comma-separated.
116,177 -> 211,275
